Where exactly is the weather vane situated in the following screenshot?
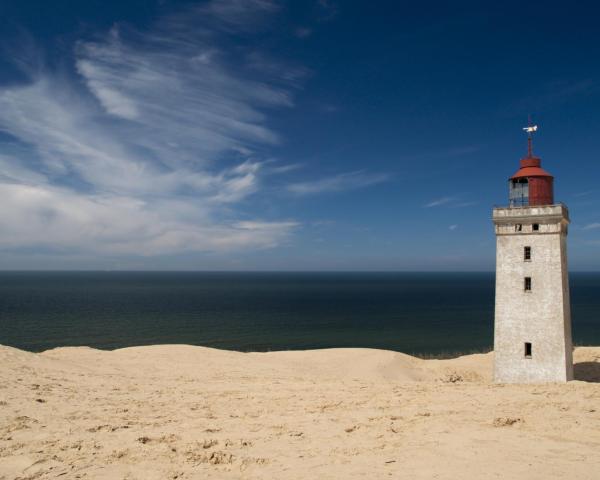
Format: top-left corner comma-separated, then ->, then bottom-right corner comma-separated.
523,116 -> 538,157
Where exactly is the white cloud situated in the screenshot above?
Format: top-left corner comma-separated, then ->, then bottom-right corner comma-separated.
267,162 -> 304,174
424,196 -> 476,208
0,1 -> 301,258
449,224 -> 458,231
573,190 -> 595,198
582,222 -> 600,230
424,196 -> 455,208
0,182 -> 297,256
235,220 -> 298,231
195,0 -> 279,32
287,171 -> 389,195
244,51 -> 310,86
77,61 -> 140,119
0,154 -> 47,185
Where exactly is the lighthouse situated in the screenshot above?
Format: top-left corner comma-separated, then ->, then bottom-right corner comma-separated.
492,124 -> 573,383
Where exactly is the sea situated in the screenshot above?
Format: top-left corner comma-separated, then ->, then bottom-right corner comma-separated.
0,272 -> 598,355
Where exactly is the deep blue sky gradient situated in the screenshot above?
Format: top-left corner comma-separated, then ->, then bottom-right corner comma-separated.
0,1 -> 599,270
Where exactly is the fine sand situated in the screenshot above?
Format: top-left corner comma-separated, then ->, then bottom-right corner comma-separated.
1,344 -> 599,479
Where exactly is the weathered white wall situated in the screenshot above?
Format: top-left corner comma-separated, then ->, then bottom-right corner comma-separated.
493,204 -> 573,383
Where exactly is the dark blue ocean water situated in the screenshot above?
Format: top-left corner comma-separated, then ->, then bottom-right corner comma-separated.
0,272 -> 598,355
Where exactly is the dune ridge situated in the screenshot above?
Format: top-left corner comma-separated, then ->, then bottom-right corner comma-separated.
1,344 -> 599,479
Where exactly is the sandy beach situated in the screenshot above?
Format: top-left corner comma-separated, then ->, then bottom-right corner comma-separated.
1,344 -> 599,479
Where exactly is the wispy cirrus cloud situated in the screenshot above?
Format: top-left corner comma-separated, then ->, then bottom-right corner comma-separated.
287,170 -> 389,195
193,0 -> 280,32
0,182 -> 298,255
573,190 -> 596,198
0,0 -> 302,257
582,223 -> 600,231
424,196 -> 477,208
424,196 -> 454,208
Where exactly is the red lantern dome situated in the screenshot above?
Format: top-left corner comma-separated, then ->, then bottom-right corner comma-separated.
508,125 -> 554,207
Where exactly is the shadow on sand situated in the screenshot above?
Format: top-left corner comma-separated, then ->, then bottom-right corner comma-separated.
574,361 -> 600,383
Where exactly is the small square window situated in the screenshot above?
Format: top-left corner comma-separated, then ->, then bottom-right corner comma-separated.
524,246 -> 531,261
532,223 -> 539,231
515,224 -> 522,232
524,277 -> 532,291
524,342 -> 532,358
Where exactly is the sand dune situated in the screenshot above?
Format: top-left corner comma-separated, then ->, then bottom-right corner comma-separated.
1,344 -> 599,479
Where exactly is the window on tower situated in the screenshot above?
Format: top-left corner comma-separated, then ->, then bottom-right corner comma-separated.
515,224 -> 522,232
533,223 -> 540,231
524,342 -> 532,358
509,178 -> 529,207
524,246 -> 531,261
524,277 -> 532,292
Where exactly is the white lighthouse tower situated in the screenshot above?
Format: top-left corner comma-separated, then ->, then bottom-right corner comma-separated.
493,124 -> 573,383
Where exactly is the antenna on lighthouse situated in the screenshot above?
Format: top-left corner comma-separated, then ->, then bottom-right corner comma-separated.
523,116 -> 538,157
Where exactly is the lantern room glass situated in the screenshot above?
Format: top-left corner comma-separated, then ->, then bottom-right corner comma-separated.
509,178 -> 529,207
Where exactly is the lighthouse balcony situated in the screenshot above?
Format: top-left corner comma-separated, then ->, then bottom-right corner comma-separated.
492,204 -> 569,234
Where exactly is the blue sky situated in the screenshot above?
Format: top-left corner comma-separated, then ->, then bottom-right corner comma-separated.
0,0 -> 599,270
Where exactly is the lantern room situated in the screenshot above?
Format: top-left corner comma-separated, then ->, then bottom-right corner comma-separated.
509,156 -> 554,206
508,124 -> 554,207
